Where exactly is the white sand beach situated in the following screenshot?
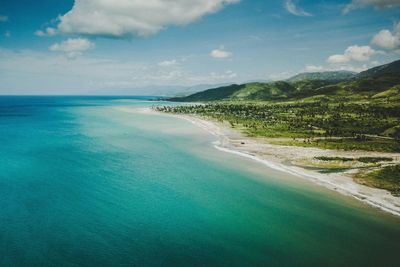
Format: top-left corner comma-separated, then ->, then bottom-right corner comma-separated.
135,106 -> 400,218
127,106 -> 400,217
186,115 -> 400,216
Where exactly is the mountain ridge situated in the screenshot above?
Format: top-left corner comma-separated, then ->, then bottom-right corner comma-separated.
287,70 -> 356,82
169,59 -> 400,102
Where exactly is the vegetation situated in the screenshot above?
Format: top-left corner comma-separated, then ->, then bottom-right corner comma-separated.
315,156 -> 354,162
157,101 -> 400,152
287,70 -> 356,82
161,59 -> 400,153
169,60 -> 400,103
270,138 -> 400,153
314,156 -> 393,163
358,157 -> 394,163
158,60 -> 400,193
355,165 -> 400,196
168,80 -> 331,102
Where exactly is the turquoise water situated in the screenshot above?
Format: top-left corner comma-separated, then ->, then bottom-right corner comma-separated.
0,96 -> 399,267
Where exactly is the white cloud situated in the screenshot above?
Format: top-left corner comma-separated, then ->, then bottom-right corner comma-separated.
158,59 -> 177,67
303,63 -> 369,73
0,49 -> 145,93
0,48 -> 240,94
304,64 -> 325,72
327,45 -> 376,64
343,45 -> 377,61
35,27 -> 57,37
372,30 -> 399,49
268,71 -> 293,80
187,70 -> 238,83
0,15 -> 8,22
327,54 -> 350,64
284,0 -> 312,16
56,0 -> 239,37
371,22 -> 400,50
343,0 -> 400,13
49,38 -> 95,58
219,70 -> 237,79
210,46 -> 232,58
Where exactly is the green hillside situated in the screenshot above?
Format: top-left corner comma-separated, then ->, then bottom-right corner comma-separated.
168,84 -> 245,102
230,82 -> 296,100
169,60 -> 400,103
170,80 -> 336,102
160,60 -> 400,193
163,59 -> 400,149
287,70 -> 356,82
355,59 -> 400,79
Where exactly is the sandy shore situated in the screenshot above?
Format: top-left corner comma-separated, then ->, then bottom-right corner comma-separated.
132,106 -> 400,217
184,115 -> 400,216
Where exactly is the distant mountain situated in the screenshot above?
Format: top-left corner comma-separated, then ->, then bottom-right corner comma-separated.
169,84 -> 244,102
169,80 -> 333,102
169,59 -> 400,102
171,83 -> 232,97
287,70 -> 356,82
340,59 -> 400,94
355,59 -> 400,79
229,82 -> 295,100
85,83 -> 232,96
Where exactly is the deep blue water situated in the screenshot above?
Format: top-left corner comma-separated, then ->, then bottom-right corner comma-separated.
0,96 -> 399,267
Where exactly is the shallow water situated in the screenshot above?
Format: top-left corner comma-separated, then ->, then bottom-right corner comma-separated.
0,96 -> 399,267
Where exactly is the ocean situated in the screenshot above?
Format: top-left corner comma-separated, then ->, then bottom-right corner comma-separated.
0,96 -> 399,267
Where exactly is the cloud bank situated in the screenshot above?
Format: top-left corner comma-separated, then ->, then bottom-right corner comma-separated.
372,22 -> 400,51
210,46 -> 232,58
57,0 -> 239,37
35,27 -> 57,37
49,38 -> 95,58
327,45 -> 377,64
344,0 -> 400,13
0,48 -> 240,94
158,59 -> 178,67
284,0 -> 312,17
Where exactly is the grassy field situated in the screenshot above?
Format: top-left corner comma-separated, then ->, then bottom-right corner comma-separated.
270,137 -> 400,153
355,165 -> 400,196
157,100 -> 400,152
314,156 -> 393,163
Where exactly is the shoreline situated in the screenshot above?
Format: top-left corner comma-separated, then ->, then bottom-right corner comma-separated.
133,106 -> 400,217
169,113 -> 400,217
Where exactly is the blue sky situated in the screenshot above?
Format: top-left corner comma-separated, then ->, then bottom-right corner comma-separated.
0,0 -> 399,94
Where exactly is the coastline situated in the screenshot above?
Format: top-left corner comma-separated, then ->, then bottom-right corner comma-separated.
183,115 -> 400,217
138,106 -> 400,217
129,106 -> 400,217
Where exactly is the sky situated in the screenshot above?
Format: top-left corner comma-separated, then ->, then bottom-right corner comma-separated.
0,0 -> 400,95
